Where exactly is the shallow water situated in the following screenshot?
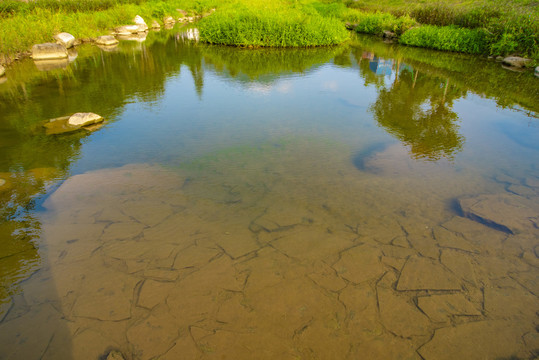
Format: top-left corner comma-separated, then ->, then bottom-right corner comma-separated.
0,30 -> 538,359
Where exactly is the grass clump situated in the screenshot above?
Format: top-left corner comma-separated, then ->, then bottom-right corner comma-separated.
399,25 -> 489,54
353,12 -> 416,36
198,6 -> 349,47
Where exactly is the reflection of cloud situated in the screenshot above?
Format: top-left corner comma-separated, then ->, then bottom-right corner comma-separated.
276,81 -> 292,94
248,83 -> 272,95
322,81 -> 338,92
247,80 -> 292,95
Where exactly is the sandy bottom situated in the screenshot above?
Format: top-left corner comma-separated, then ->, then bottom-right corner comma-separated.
0,141 -> 538,360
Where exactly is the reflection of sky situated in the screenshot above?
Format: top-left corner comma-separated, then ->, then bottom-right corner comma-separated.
67,47 -> 537,180
364,53 -> 414,84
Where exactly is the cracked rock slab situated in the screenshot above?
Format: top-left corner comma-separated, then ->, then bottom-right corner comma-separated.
418,320 -> 530,360
459,194 -> 539,234
417,293 -> 481,322
397,256 -> 461,291
377,286 -> 431,338
333,245 -> 385,284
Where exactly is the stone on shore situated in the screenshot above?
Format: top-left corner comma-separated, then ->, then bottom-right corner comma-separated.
0,65 -> 5,77
32,43 -> 68,60
163,16 -> 175,25
151,20 -> 161,29
95,35 -> 119,46
502,56 -> 532,68
68,112 -> 104,127
133,15 -> 148,31
54,32 -> 75,49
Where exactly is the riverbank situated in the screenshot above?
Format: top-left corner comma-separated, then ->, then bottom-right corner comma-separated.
0,0 -> 538,66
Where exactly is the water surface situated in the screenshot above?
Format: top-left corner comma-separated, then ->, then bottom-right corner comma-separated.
0,30 -> 538,359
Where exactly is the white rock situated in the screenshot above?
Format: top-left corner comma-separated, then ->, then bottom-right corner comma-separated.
0,65 -> 5,77
502,56 -> 532,68
54,32 -> 75,49
95,36 -> 119,46
133,15 -> 148,31
32,43 -> 68,60
163,16 -> 175,24
68,113 -> 104,127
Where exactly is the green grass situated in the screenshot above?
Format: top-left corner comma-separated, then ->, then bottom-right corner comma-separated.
344,0 -> 539,59
399,25 -> 489,54
198,6 -> 349,47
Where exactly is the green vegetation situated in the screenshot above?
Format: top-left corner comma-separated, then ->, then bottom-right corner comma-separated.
0,0 -> 537,60
198,6 -> 348,47
345,0 -> 538,60
399,25 -> 488,54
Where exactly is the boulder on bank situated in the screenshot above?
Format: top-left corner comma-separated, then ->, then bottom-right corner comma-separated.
383,30 -> 397,39
0,65 -> 5,77
502,56 -> 532,68
32,43 -> 68,60
54,32 -> 75,49
95,36 -> 119,46
133,15 -> 148,31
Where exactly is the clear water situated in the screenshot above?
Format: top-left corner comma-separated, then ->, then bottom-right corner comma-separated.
0,29 -> 538,359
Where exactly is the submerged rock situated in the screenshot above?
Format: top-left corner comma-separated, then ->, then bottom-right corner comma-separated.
54,32 -> 75,49
418,320 -> 530,360
397,255 -> 461,291
0,65 -> 5,77
459,194 -> 539,234
95,35 -> 119,46
68,112 -> 103,127
502,56 -> 532,68
106,350 -> 125,360
535,66 -> 539,77
43,113 -> 104,135
32,43 -> 68,60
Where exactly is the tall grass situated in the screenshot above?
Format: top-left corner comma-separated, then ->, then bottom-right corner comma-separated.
198,6 -> 349,47
399,25 -> 489,54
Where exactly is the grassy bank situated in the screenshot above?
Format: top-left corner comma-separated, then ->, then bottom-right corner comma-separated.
0,0 -> 538,62
0,0 -> 219,58
345,0 -> 538,60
